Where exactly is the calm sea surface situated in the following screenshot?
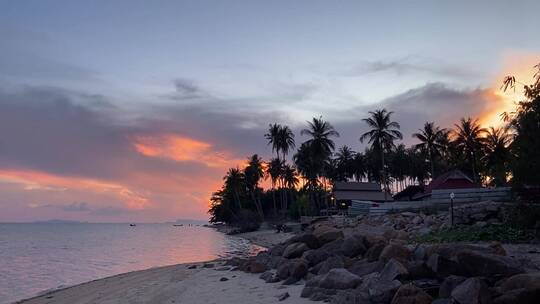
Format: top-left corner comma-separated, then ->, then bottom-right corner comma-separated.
0,223 -> 262,304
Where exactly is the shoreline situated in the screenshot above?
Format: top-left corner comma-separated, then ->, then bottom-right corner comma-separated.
14,228 -> 301,304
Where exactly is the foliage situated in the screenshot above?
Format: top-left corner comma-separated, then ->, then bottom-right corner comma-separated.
415,225 -> 536,243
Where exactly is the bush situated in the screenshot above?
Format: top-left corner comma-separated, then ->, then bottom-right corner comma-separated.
230,209 -> 261,233
502,201 -> 540,229
415,225 -> 536,244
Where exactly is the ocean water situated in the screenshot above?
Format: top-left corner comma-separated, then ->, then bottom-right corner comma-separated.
0,223 -> 263,304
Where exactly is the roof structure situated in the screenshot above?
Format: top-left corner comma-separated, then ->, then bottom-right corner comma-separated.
333,182 -> 392,202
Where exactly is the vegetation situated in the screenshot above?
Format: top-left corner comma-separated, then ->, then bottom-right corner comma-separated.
209,63 -> 540,226
415,225 -> 536,243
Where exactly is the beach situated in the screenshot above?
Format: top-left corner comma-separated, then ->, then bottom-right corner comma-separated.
15,229 -> 303,304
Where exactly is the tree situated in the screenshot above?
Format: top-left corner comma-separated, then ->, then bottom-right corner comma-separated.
223,167 -> 245,210
334,145 -> 356,181
265,123 -> 282,159
453,117 -> 486,182
243,154 -> 265,218
360,109 -> 403,197
265,157 -> 284,215
301,117 -> 340,161
412,122 -> 448,178
482,127 -> 512,186
282,164 -> 299,213
264,123 -> 295,161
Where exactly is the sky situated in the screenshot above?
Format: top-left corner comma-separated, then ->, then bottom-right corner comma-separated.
0,0 -> 539,222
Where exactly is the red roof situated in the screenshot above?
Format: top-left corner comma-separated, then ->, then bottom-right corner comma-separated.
415,170 -> 478,199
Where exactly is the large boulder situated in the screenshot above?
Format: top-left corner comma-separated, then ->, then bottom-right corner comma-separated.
439,275 -> 467,298
313,225 -> 344,244
317,255 -> 346,275
347,260 -> 384,277
242,259 -> 267,273
380,258 -> 409,281
269,244 -> 286,256
288,233 -> 321,249
341,235 -> 367,258
359,272 -> 402,303
259,271 -> 280,283
451,277 -> 492,304
493,273 -> 540,304
391,284 -> 433,304
318,268 -> 361,289
283,242 -> 309,259
457,250 -> 524,278
365,242 -> 386,262
302,249 -> 330,267
427,253 -> 461,278
289,259 -> 309,280
380,243 -> 412,263
406,261 -> 433,279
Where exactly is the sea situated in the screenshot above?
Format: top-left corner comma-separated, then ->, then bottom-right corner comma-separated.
0,222 -> 263,304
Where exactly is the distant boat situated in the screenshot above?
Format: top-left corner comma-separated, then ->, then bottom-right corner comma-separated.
129,224 -> 136,227
173,224 -> 183,227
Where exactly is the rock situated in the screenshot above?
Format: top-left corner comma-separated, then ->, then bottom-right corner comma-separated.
243,260 -> 267,273
289,233 -> 320,249
341,235 -> 367,257
380,243 -> 412,263
489,241 -> 507,256
365,242 -> 386,262
497,273 -> 540,292
224,257 -> 245,267
439,275 -> 467,298
474,221 -> 488,228
411,279 -> 440,298
413,245 -> 427,261
359,272 -> 402,303
331,290 -> 371,304
289,259 -> 308,279
260,271 -> 280,283
283,242 -> 309,259
188,265 -> 197,269
318,268 -> 362,289
457,250 -> 524,278
347,260 -> 384,277
391,283 -> 433,304
277,262 -> 291,280
363,235 -> 387,248
302,249 -> 329,266
269,244 -> 286,256
313,225 -> 344,244
320,238 -> 345,254
406,261 -> 433,279
216,266 -> 231,271
451,277 -> 492,304
219,277 -> 229,281
203,263 -> 215,268
277,292 -> 290,301
412,216 -> 423,225
300,286 -> 336,301
493,288 -> 540,304
380,258 -> 409,281
318,255 -> 345,275
427,253 -> 461,278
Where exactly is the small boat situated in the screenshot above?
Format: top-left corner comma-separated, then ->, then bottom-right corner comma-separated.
173,224 -> 183,227
129,224 -> 136,227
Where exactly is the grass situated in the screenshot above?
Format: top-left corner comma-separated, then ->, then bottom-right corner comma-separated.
415,225 -> 537,243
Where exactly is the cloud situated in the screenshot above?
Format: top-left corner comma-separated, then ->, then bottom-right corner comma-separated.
340,57 -> 476,79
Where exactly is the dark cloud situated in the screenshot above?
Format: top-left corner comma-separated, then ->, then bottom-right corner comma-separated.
340,58 -> 476,79
171,78 -> 204,100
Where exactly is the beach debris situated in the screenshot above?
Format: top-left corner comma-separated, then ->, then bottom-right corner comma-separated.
219,277 -> 229,282
187,265 -> 197,269
202,263 -> 215,268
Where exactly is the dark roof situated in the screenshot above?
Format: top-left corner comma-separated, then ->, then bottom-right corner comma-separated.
333,182 -> 382,191
334,190 -> 391,202
393,185 -> 425,201
414,169 -> 478,199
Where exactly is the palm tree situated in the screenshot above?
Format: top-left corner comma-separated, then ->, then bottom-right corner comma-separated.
265,123 -> 282,159
243,154 -> 265,218
265,157 -> 284,215
352,152 -> 366,182
223,167 -> 244,210
412,122 -> 448,178
282,164 -> 299,213
360,109 -> 403,197
453,117 -> 486,182
278,125 -> 295,160
334,145 -> 355,181
483,127 -> 512,186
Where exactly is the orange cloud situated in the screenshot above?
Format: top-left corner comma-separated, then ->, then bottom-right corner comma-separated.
133,134 -> 241,168
480,52 -> 540,127
0,169 -> 149,210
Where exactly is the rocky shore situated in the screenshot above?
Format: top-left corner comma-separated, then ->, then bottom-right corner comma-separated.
230,207 -> 540,303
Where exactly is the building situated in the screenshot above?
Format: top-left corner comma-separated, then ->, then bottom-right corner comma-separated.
414,169 -> 478,200
332,181 -> 393,203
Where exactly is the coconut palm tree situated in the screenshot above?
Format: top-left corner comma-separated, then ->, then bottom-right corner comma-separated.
360,109 -> 403,197
278,125 -> 295,160
412,122 -> 448,178
453,117 -> 486,182
334,145 -> 355,181
223,167 -> 244,210
265,157 -> 284,215
282,164 -> 299,213
301,117 -> 340,163
243,154 -> 265,218
264,123 -> 282,159
483,127 -> 512,186
352,152 -> 366,182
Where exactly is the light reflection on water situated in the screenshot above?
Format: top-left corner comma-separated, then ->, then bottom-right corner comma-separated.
0,223 -> 263,304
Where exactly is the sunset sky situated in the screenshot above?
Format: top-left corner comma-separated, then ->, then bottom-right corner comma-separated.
1,0 -> 539,222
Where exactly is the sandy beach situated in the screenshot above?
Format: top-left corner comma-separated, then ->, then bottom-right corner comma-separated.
16,229 -> 306,304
